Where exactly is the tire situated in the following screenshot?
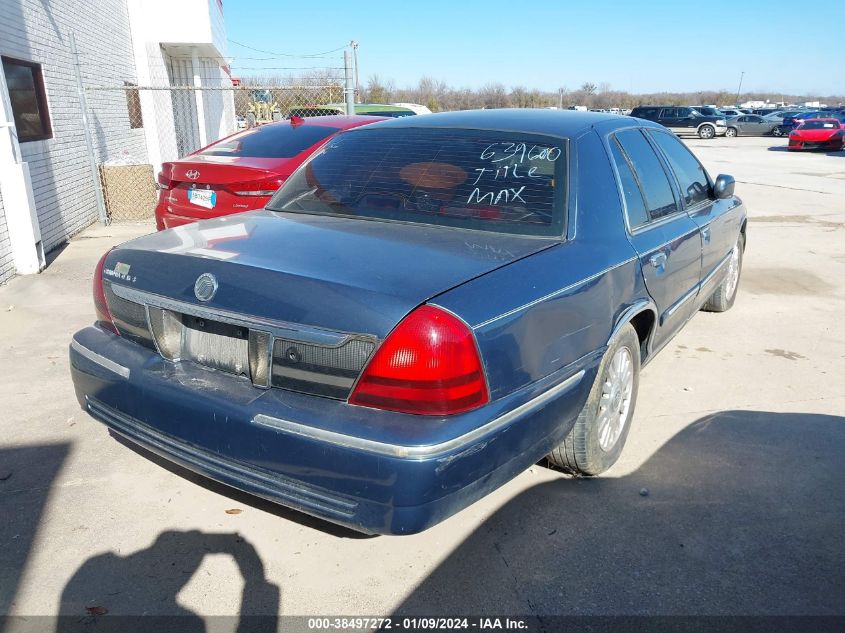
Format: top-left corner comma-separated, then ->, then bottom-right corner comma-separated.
702,234 -> 744,313
725,127 -> 738,138
547,324 -> 640,476
772,127 -> 784,137
698,124 -> 716,139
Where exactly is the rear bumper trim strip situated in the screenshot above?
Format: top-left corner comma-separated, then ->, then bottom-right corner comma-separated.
253,370 -> 585,459
70,339 -> 130,378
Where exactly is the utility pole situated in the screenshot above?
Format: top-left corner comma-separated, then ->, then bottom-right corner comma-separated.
734,71 -> 745,107
343,50 -> 355,115
350,41 -> 360,103
558,88 -> 563,109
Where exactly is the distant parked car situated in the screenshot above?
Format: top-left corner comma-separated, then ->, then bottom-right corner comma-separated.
630,106 -> 727,139
70,110 -> 747,535
779,111 -> 845,136
154,115 -> 386,230
390,102 -> 433,115
724,115 -> 780,137
763,110 -> 801,121
788,119 -> 845,151
719,108 -> 744,118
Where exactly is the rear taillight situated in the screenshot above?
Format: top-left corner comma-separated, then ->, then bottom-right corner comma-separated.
225,176 -> 285,197
157,172 -> 173,190
93,250 -> 118,335
349,305 -> 489,416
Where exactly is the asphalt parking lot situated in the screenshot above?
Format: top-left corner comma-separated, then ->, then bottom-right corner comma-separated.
1,136 -> 843,625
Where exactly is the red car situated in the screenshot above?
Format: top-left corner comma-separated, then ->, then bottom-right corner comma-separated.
787,118 -> 845,152
155,115 -> 386,230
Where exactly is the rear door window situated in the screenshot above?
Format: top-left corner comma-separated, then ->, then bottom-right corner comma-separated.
268,127 -> 567,237
613,129 -> 678,222
199,124 -> 341,158
649,130 -> 712,208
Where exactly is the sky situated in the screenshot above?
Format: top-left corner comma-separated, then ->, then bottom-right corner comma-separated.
224,0 -> 843,97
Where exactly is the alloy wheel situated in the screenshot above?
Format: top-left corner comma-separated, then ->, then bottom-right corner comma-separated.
597,347 -> 634,452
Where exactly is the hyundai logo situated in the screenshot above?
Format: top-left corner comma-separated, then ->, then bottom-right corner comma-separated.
186,169 -> 200,180
194,273 -> 218,302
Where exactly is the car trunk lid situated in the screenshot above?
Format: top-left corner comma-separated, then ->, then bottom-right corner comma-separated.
102,211 -> 556,397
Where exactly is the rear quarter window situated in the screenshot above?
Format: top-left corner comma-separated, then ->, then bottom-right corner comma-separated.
268,127 -> 567,237
199,123 -> 341,158
609,138 -> 649,229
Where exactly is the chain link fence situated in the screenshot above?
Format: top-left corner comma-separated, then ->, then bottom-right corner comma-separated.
81,81 -> 344,222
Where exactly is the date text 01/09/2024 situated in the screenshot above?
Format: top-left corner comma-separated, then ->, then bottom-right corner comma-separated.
306,616 -> 529,630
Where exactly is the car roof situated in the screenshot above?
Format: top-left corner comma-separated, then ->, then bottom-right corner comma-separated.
350,108 -> 633,138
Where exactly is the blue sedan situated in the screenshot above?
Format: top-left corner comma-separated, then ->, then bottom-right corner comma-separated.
70,110 -> 747,534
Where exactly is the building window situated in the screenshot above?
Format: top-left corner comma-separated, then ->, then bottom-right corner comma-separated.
1,56 -> 52,142
124,81 -> 143,129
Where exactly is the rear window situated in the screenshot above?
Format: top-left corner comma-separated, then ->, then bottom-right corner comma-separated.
199,123 -> 341,158
267,127 -> 567,237
800,121 -> 839,129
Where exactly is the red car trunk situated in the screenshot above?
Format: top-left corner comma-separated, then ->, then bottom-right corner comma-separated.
155,115 -> 386,230
158,158 -> 292,223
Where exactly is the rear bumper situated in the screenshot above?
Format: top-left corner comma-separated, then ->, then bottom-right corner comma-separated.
70,326 -> 595,534
154,202 -> 257,231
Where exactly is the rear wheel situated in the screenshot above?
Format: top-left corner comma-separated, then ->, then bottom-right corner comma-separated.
772,127 -> 785,137
702,234 -> 744,312
547,324 -> 640,476
698,124 -> 716,139
725,127 -> 738,138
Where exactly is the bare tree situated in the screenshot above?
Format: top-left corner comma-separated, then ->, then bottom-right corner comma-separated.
478,83 -> 509,109
231,71 -> 845,113
581,82 -> 598,96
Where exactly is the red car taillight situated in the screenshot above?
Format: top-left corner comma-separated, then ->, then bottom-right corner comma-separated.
93,250 -> 118,335
157,172 -> 173,190
226,176 -> 285,197
349,305 -> 489,416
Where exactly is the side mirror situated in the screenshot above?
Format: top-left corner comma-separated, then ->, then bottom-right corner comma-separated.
714,174 -> 735,199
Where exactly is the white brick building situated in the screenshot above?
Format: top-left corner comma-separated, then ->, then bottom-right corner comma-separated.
0,0 -> 234,285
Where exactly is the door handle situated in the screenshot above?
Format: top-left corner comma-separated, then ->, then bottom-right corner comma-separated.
701,226 -> 712,244
649,252 -> 667,268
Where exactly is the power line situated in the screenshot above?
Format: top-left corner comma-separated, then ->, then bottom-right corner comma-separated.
227,39 -> 347,59
230,66 -> 344,71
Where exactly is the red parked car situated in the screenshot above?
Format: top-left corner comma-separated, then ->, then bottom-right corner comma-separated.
155,115 -> 386,230
787,118 -> 845,152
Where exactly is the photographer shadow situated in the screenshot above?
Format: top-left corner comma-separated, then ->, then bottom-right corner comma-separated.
57,530 -> 279,633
